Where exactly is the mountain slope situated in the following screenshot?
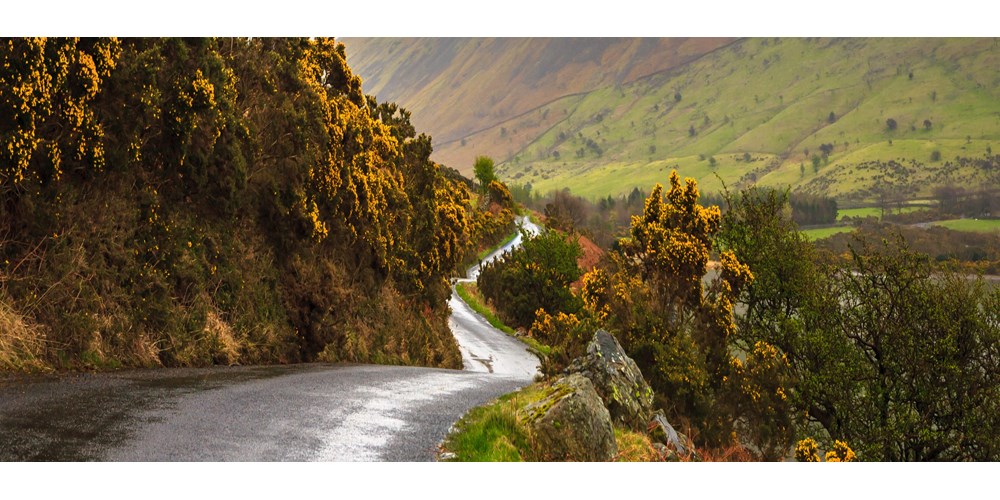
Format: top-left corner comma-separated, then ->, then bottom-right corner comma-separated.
346,38 -> 1000,203
340,37 -> 734,171
492,38 -> 1000,202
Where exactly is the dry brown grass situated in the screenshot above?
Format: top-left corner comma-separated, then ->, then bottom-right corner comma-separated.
696,444 -> 756,462
318,284 -> 462,369
0,293 -> 50,372
204,310 -> 241,366
614,427 -> 661,462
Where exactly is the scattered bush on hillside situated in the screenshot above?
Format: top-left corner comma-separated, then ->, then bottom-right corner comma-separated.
473,155 -> 497,191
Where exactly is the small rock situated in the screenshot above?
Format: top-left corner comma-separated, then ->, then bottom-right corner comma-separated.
648,410 -> 686,452
438,452 -> 457,461
647,410 -> 699,460
524,373 -> 617,461
651,442 -> 677,461
567,329 -> 654,430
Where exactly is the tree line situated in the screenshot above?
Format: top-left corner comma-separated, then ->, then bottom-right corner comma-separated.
508,181 -> 839,248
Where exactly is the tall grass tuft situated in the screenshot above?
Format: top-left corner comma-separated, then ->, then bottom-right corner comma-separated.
0,292 -> 49,372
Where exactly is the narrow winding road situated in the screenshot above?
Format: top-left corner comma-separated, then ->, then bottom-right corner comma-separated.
0,217 -> 542,461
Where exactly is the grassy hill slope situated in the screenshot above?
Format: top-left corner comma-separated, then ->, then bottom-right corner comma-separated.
340,38 -> 734,173
456,38 -> 1000,202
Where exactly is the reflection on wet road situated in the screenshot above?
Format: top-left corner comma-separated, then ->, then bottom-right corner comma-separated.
0,364 -> 530,461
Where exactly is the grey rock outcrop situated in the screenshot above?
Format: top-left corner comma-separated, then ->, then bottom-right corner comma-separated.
567,329 -> 654,430
524,373 -> 617,461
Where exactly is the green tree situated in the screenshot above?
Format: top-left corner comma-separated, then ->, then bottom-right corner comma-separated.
473,155 -> 497,191
809,239 -> 1000,460
717,187 -> 819,458
720,190 -> 1000,461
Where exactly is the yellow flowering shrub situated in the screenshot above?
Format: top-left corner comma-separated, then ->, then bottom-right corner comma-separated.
585,171 -> 754,447
795,438 -> 821,462
728,340 -> 795,460
0,38 -> 119,188
0,37 -> 475,371
796,438 -> 857,462
825,440 -> 857,462
530,308 -> 595,375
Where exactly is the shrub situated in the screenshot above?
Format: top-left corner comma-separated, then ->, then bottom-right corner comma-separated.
478,228 -> 582,329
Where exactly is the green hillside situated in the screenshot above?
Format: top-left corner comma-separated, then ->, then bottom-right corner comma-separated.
488,38 -> 1000,202
340,38 -> 734,173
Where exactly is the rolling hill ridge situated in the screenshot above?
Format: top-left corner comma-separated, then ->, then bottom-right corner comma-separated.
344,38 -> 1000,204
340,37 -> 734,169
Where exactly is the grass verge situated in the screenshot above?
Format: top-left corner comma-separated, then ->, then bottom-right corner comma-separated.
0,294 -> 50,372
439,381 -> 659,462
455,282 -> 514,335
440,383 -> 546,461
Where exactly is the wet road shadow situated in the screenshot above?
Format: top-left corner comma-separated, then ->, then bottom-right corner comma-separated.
0,364 -> 334,461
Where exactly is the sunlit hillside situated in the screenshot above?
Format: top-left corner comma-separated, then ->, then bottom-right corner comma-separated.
347,38 -> 1000,204
340,37 -> 734,172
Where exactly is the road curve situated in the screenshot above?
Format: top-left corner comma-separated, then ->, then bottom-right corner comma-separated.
0,364 -> 527,461
464,216 -> 541,282
0,216 -> 543,461
452,215 -> 542,377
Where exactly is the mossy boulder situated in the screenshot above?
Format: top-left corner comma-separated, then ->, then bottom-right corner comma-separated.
567,329 -> 654,430
523,373 -> 617,461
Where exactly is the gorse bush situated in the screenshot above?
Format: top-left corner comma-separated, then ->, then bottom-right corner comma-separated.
529,309 -> 597,375
580,171 -> 753,448
0,38 -> 481,370
794,438 -> 856,462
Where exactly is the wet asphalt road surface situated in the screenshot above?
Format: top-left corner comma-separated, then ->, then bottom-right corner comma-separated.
0,364 -> 529,461
465,216 -> 540,282
0,217 -> 542,462
452,216 -> 542,378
